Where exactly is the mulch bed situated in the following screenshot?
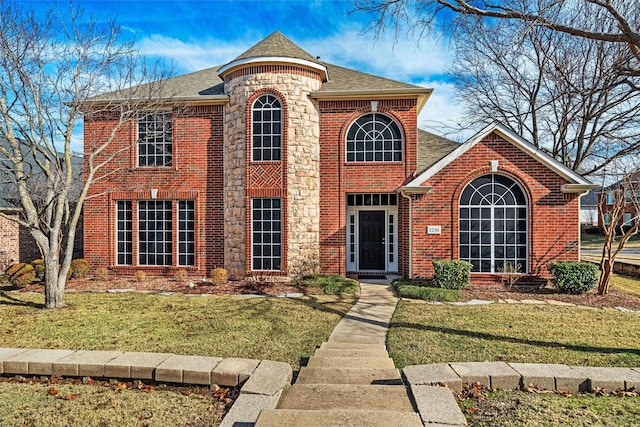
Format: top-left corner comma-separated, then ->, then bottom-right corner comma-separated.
11,276 -> 640,310
462,285 -> 640,310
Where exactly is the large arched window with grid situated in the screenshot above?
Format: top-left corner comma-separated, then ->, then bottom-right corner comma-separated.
252,94 -> 282,161
459,174 -> 528,273
346,113 -> 402,162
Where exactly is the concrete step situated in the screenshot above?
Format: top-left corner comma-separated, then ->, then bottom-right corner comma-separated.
296,367 -> 402,385
319,342 -> 387,351
255,409 -> 422,427
307,356 -> 396,369
328,332 -> 386,345
313,348 -> 390,359
276,384 -> 415,412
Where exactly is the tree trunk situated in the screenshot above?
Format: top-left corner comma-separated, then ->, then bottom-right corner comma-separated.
598,258 -> 612,295
43,252 -> 66,309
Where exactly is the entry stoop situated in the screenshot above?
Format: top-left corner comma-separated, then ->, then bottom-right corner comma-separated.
254,281 -> 423,427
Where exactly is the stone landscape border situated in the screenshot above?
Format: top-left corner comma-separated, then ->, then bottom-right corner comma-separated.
0,347 -> 292,427
403,361 -> 640,426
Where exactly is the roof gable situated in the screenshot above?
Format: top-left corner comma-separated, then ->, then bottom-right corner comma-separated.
404,122 -> 595,193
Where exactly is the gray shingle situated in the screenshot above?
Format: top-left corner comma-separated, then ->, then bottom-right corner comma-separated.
416,129 -> 459,172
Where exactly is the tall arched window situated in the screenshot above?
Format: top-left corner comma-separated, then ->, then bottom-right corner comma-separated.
252,94 -> 282,161
346,113 -> 402,162
459,174 -> 527,273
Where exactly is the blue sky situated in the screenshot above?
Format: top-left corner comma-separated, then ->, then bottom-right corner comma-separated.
28,0 -> 464,135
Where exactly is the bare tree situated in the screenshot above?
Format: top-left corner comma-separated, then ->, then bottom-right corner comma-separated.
356,0 -> 640,73
447,16 -> 640,175
598,172 -> 640,294
0,1 -> 172,308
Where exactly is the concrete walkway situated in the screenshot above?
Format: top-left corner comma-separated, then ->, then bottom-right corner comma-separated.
255,280 -> 463,426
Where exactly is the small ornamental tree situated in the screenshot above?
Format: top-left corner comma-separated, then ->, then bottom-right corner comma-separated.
598,173 -> 640,295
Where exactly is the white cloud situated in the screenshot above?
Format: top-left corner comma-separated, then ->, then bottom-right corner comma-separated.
138,34 -> 248,72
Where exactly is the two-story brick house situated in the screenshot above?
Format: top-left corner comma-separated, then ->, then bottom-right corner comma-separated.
83,31 -> 595,284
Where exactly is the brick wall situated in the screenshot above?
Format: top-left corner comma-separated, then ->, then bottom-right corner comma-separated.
0,215 -> 19,270
408,132 -> 580,284
83,105 -> 225,276
318,99 -> 418,275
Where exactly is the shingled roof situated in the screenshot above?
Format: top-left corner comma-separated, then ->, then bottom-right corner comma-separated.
228,31 -> 322,66
416,129 -> 459,173
87,31 -> 431,107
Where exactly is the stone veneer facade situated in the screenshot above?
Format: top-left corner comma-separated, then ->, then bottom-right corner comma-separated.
222,66 -> 322,279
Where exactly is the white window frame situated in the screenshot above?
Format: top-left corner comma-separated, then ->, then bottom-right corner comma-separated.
178,200 -> 195,266
116,201 -> 132,265
137,112 -> 173,167
459,174 -> 528,274
345,113 -> 403,162
251,94 -> 282,162
251,198 -> 282,271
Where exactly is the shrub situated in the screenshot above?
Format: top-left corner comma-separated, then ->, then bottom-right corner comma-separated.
548,261 -> 598,294
69,259 -> 90,280
396,285 -> 462,302
433,260 -> 472,289
175,269 -> 188,283
298,274 -> 359,294
134,270 -> 147,283
94,267 -> 110,281
31,259 -> 45,281
5,263 -> 36,288
210,268 -> 228,285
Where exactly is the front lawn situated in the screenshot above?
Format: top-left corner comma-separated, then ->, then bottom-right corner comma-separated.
459,388 -> 640,426
388,303 -> 640,369
0,291 -> 356,369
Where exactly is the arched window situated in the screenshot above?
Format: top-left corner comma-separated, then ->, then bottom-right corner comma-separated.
346,113 -> 402,162
459,174 -> 527,273
252,94 -> 282,161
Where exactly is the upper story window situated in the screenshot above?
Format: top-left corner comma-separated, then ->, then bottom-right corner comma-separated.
346,113 -> 402,162
252,94 -> 282,161
138,112 -> 173,167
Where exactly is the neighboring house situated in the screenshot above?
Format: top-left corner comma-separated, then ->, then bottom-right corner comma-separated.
83,31 -> 595,284
580,189 -> 599,228
598,175 -> 640,230
0,137 -> 84,265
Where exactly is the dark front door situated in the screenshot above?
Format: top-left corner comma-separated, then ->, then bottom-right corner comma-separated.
359,211 -> 385,270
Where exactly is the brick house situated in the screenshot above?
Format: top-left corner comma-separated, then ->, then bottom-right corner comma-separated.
83,31 -> 595,284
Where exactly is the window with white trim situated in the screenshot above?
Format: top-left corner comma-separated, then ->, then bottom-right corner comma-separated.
139,201 -> 173,266
178,201 -> 195,266
138,112 -> 173,167
116,201 -> 132,265
115,200 -> 195,267
251,198 -> 282,271
252,94 -> 282,161
346,113 -> 402,162
459,174 -> 527,273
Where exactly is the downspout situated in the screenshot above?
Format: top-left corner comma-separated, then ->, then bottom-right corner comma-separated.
400,190 -> 413,279
576,190 -> 591,262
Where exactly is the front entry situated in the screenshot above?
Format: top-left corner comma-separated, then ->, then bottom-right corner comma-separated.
358,211 -> 385,270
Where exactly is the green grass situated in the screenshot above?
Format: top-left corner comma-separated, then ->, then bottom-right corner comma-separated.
611,273 -> 640,298
459,389 -> 640,426
298,274 -> 360,294
0,291 -> 356,370
581,232 -> 640,248
388,303 -> 640,369
0,380 -> 225,427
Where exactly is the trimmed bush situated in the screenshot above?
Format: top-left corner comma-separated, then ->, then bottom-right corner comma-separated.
5,263 -> 36,288
31,259 -> 45,281
175,269 -> 188,283
210,268 -> 228,285
94,267 -> 110,281
134,270 -> 147,283
69,259 -> 90,280
396,285 -> 462,302
548,261 -> 598,294
298,274 -> 359,294
433,260 -> 472,289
